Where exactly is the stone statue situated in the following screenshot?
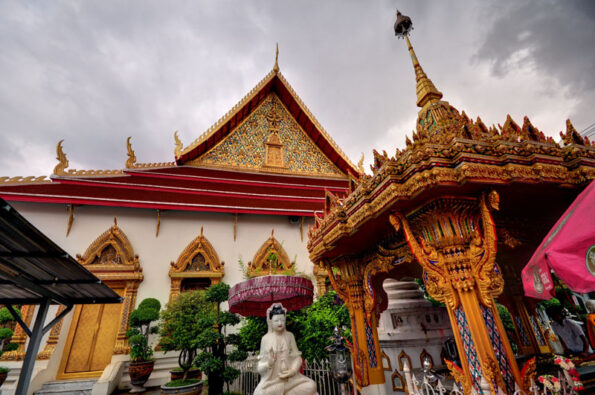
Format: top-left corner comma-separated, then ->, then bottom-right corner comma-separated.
254,303 -> 317,395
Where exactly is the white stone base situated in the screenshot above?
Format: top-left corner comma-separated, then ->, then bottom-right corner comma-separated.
361,383 -> 387,395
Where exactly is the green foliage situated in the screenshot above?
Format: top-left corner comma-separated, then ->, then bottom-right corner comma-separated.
538,297 -> 561,311
496,303 -> 518,354
294,291 -> 351,362
191,282 -> 246,395
0,307 -> 20,325
126,298 -> 161,362
159,290 -> 214,377
0,328 -> 13,341
238,316 -> 267,352
0,307 -> 20,371
205,282 -> 230,304
0,367 -> 8,373
138,298 -> 161,311
164,378 -> 200,388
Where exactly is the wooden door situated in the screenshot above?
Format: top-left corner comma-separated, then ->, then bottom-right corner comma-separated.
58,287 -> 124,379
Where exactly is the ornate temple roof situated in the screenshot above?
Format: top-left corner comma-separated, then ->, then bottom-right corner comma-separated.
0,56 -> 356,216
307,28 -> 595,260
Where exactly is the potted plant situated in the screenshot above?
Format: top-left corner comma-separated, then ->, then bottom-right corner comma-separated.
194,282 -> 247,395
0,307 -> 20,388
159,290 -> 213,395
126,298 -> 161,392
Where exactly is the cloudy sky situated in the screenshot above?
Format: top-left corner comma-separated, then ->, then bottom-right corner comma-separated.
1,0 -> 594,177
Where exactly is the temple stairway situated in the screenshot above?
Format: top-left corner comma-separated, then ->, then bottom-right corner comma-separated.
33,379 -> 97,395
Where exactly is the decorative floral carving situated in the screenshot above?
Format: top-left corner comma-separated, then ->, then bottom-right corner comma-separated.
248,229 -> 293,277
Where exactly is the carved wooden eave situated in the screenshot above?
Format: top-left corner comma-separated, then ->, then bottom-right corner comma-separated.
307,116 -> 595,262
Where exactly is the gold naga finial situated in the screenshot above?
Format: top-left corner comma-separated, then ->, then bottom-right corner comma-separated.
53,139 -> 69,176
125,137 -> 137,168
357,153 -> 365,174
394,10 -> 443,109
174,131 -> 183,157
273,43 -> 280,73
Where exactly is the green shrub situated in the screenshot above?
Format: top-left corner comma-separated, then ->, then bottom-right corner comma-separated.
0,307 -> 20,373
192,283 -> 246,395
126,298 -> 161,362
164,378 -> 200,387
160,290 -> 215,382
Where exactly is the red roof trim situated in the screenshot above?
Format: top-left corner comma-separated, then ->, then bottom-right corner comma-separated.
123,169 -> 349,192
56,178 -> 324,203
0,193 -> 316,216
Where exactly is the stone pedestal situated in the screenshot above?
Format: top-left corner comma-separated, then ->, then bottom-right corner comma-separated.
378,279 -> 452,394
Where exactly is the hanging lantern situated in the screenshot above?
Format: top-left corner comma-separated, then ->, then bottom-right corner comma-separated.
325,326 -> 352,384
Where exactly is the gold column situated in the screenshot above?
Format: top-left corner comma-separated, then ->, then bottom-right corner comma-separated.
1,305 -> 35,361
37,305 -> 67,360
113,282 -> 138,354
325,257 -> 385,388
390,192 -> 521,394
313,263 -> 329,295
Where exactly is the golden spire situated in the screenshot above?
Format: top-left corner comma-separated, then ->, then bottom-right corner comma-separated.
404,35 -> 443,109
273,43 -> 279,73
394,10 -> 443,109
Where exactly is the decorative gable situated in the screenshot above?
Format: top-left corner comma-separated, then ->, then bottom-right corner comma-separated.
187,94 -> 344,177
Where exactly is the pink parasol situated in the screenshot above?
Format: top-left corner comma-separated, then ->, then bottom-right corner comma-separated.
522,180 -> 595,299
229,275 -> 314,317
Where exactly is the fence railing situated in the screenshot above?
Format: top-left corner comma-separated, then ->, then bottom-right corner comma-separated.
228,356 -> 351,395
403,359 -> 580,395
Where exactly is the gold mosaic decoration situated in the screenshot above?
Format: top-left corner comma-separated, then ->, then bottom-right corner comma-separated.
187,94 -> 344,177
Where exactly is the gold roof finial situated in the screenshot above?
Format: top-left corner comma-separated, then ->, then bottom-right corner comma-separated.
273,43 -> 280,73
125,136 -> 137,168
53,140 -> 69,176
394,10 -> 443,109
174,131 -> 183,157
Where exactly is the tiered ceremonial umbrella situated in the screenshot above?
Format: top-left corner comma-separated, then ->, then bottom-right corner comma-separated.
522,180 -> 595,299
229,275 -> 314,316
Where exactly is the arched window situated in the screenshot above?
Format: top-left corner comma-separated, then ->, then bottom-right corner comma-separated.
169,227 -> 224,301
248,230 -> 293,277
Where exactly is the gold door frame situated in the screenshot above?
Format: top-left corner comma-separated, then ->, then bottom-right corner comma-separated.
58,218 -> 143,379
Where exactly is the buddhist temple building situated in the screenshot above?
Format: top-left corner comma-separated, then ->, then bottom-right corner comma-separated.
307,11 -> 595,395
0,54 -> 359,393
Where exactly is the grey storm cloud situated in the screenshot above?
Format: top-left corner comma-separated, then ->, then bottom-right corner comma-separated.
0,1 -> 593,177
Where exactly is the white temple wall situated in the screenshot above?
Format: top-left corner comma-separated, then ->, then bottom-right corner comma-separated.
7,200 -> 315,391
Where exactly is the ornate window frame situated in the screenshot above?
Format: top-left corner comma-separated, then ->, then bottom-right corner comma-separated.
248,230 -> 293,277
168,227 -> 224,301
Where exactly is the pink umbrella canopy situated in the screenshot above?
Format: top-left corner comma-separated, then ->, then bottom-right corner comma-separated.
522,180 -> 595,299
229,275 -> 314,317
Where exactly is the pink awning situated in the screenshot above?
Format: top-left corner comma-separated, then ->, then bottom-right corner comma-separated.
522,181 -> 595,299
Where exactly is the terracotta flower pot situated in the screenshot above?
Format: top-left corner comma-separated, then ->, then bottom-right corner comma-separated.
160,380 -> 203,395
0,370 -> 8,388
129,360 -> 154,388
170,368 -> 202,381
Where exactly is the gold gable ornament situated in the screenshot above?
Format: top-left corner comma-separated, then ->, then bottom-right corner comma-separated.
169,227 -> 224,301
248,229 -> 294,277
264,100 -> 285,168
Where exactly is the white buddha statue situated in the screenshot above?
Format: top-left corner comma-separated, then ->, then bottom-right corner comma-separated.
254,303 -> 317,395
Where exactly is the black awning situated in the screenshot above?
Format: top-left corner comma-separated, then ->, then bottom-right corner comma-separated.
0,198 -> 121,305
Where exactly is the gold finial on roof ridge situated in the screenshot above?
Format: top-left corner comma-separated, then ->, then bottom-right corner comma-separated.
54,140 -> 69,176
125,137 -> 137,168
174,131 -> 183,157
273,43 -> 280,73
